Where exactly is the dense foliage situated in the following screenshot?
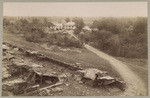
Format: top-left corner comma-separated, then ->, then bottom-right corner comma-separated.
3,17 -> 147,58
79,17 -> 148,58
44,33 -> 82,48
73,17 -> 85,35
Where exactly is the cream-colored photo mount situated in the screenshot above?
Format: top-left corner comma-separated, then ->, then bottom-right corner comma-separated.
1,1 -> 148,96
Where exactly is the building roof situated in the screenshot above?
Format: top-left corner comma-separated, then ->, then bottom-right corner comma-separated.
83,26 -> 91,31
53,23 -> 63,27
65,22 -> 75,26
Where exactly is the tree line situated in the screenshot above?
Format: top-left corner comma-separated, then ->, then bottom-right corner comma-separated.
3,17 -> 148,58
79,17 -> 147,58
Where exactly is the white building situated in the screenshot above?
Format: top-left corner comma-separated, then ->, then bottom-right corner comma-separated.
83,26 -> 91,31
50,23 -> 63,30
64,22 -> 76,30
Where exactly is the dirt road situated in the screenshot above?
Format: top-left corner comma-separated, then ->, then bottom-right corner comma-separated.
66,30 -> 78,40
84,44 -> 147,96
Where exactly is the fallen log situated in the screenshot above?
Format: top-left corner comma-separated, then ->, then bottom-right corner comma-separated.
39,82 -> 63,91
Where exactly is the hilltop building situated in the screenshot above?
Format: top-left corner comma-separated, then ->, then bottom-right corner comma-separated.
64,22 -> 76,30
52,23 -> 63,30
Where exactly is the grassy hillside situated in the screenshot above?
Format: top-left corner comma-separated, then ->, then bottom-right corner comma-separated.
3,30 -> 122,79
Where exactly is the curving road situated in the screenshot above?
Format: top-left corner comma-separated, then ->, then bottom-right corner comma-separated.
84,44 -> 147,96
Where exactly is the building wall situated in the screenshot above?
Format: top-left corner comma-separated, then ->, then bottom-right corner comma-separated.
64,25 -> 75,30
53,26 -> 63,30
50,24 -> 75,30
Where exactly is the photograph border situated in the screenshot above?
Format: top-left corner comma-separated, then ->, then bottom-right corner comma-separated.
0,0 -> 149,97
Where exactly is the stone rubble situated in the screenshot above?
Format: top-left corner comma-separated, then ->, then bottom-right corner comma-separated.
2,43 -> 126,96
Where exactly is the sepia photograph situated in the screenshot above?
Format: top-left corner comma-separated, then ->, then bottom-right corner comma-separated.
2,1 -> 148,96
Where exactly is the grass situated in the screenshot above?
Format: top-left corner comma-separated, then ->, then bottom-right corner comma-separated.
3,31 -> 122,78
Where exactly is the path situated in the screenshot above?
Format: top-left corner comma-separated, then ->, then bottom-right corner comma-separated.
66,30 -> 78,40
84,44 -> 147,96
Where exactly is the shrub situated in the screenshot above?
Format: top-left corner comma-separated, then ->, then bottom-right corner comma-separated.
24,27 -> 45,42
46,33 -> 83,48
74,28 -> 82,35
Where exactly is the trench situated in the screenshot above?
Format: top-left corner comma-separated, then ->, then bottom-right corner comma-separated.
2,42 -> 78,96
3,42 -> 83,71
2,42 -> 125,96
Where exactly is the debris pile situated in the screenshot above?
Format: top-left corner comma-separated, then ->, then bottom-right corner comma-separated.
2,43 -> 126,96
3,42 -> 83,70
2,45 -> 14,79
39,82 -> 63,96
76,68 -> 125,91
2,44 -> 64,96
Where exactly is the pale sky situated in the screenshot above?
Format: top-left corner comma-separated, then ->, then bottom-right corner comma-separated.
3,2 -> 147,17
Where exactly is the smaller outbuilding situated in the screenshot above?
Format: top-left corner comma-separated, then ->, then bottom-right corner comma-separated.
83,26 -> 91,31
53,23 -> 63,30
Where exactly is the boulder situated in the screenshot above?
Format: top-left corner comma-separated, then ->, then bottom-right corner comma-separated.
78,68 -> 105,80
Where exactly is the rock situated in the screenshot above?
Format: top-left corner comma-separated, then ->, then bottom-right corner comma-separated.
3,54 -> 14,60
51,87 -> 63,93
13,82 -> 27,95
3,45 -> 10,51
74,75 -> 82,82
31,63 -> 43,68
78,68 -> 104,80
7,50 -> 15,55
13,48 -> 19,51
59,73 -> 68,82
97,76 -> 116,85
40,87 -> 63,96
2,67 -> 7,72
65,83 -> 69,86
26,50 -> 38,55
39,89 -> 48,96
2,90 -> 13,96
2,84 -> 14,91
65,73 -> 72,77
79,81 -> 83,84
45,80 -> 53,84
78,68 -> 125,90
58,92 -> 61,95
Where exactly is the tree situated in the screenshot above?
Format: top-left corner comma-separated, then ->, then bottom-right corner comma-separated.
74,28 -> 82,35
43,18 -> 54,27
17,19 -> 30,31
3,18 -> 11,27
73,17 -> 84,30
92,17 -> 122,34
72,17 -> 84,35
65,17 -> 71,22
133,17 -> 147,34
25,27 -> 45,42
91,20 -> 99,28
31,18 -> 42,28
